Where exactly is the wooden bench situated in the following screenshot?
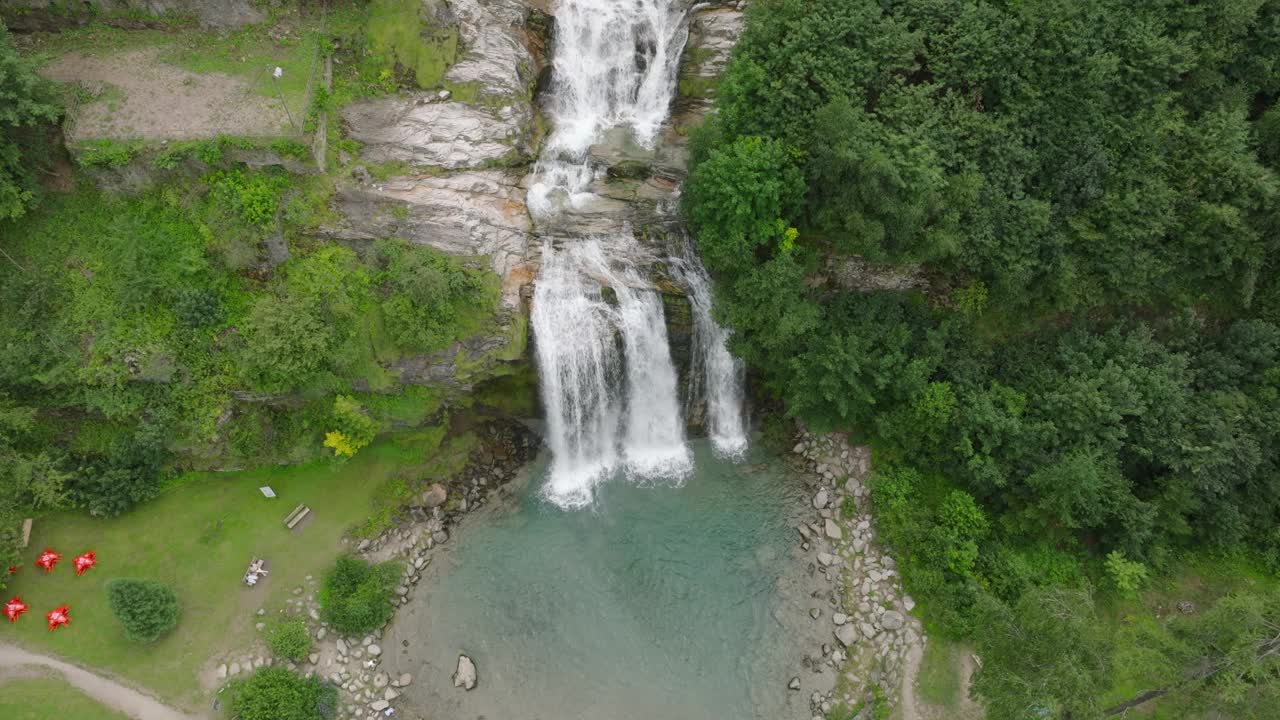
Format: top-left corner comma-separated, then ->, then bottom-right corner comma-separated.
284,504 -> 311,529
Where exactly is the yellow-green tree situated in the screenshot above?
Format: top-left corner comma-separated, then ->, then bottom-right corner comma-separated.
323,395 -> 376,458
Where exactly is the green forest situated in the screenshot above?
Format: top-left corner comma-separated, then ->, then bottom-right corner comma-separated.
686,0 -> 1280,716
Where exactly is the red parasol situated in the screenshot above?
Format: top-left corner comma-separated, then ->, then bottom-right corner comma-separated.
35,548 -> 61,573
4,596 -> 29,623
73,551 -> 97,577
45,605 -> 71,631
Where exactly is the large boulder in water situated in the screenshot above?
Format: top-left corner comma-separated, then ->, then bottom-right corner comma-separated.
454,654 -> 477,690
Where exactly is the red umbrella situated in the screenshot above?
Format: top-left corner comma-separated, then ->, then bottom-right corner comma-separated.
35,548 -> 61,573
45,605 -> 71,631
4,596 -> 29,623
73,551 -> 97,577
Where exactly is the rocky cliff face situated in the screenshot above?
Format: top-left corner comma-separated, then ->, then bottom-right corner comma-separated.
326,0 -> 550,310
329,0 -> 746,310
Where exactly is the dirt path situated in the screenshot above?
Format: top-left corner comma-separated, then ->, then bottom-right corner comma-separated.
899,642 -> 925,720
898,642 -> 983,720
0,643 -> 202,720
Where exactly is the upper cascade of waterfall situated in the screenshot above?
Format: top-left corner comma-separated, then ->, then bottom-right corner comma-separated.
528,0 -> 688,218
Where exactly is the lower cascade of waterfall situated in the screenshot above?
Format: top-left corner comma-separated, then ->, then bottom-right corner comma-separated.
532,240 -> 694,508
532,240 -> 750,508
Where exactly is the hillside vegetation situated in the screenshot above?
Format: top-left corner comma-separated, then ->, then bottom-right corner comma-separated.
685,1 -> 1280,716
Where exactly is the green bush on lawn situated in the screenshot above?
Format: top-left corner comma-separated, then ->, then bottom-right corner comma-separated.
230,667 -> 338,720
318,555 -> 400,635
267,618 -> 314,662
105,578 -> 180,643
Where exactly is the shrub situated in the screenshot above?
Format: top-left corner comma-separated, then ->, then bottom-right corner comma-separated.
376,240 -> 495,353
105,578 -> 180,643
76,139 -> 142,169
230,667 -> 337,720
267,619 -> 313,661
1104,550 -> 1149,599
239,296 -> 333,391
318,555 -> 399,635
1,24 -> 61,221
174,287 -> 224,329
209,169 -> 286,227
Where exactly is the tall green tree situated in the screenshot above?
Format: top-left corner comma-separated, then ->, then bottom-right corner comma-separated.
0,23 -> 59,223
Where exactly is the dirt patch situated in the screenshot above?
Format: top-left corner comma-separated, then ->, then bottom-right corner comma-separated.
44,47 -> 295,142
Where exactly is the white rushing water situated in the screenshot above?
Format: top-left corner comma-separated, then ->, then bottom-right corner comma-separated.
528,0 -> 687,216
531,242 -> 623,507
672,249 -> 749,458
533,240 -> 691,507
529,0 -> 744,507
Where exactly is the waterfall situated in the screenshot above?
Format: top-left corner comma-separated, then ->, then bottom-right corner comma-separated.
533,240 -> 691,508
671,249 -> 749,458
529,0 -> 744,507
531,242 -> 623,508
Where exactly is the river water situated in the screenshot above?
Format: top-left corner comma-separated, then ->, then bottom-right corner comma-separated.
385,441 -> 828,719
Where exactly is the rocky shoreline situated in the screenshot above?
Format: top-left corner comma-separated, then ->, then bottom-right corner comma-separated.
786,428 -> 925,719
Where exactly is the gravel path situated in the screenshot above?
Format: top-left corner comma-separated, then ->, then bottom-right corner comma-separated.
0,643 -> 202,720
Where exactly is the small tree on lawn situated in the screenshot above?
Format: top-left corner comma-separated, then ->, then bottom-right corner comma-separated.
323,395 -> 376,458
106,578 -> 180,643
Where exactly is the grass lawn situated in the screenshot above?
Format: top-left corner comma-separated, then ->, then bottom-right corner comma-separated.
0,675 -> 130,720
0,432 -> 447,711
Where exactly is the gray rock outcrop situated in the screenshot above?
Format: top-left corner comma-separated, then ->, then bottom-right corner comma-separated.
326,171 -> 535,302
343,99 -> 532,170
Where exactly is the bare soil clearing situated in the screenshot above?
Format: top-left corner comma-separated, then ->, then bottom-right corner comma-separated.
44,47 -> 293,141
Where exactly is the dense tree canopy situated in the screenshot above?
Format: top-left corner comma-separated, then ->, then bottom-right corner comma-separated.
689,0 -> 1280,714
